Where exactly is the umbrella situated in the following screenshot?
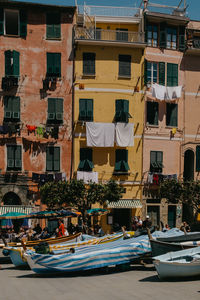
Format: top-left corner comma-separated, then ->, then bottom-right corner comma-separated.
87,208 -> 108,216
21,218 -> 29,229
0,212 -> 27,220
1,218 -> 13,229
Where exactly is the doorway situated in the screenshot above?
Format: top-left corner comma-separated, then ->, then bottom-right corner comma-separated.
168,205 -> 176,228
147,206 -> 160,227
184,150 -> 194,181
113,209 -> 131,231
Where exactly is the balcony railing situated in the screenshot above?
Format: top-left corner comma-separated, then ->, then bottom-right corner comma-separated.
74,28 -> 145,44
78,5 -> 141,18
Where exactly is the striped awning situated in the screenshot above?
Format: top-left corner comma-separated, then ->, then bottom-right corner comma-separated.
0,205 -> 33,216
107,200 -> 142,209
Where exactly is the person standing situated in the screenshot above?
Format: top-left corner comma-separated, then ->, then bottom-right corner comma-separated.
58,219 -> 65,237
142,215 -> 152,229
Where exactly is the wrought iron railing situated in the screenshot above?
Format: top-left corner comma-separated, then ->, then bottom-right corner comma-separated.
74,27 -> 145,44
77,5 -> 141,17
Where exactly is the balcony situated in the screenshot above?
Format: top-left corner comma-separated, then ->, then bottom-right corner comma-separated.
74,27 -> 145,48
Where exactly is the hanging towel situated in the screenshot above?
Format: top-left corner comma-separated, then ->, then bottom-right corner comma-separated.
62,172 -> 66,181
36,127 -> 44,137
152,83 -> 167,100
86,122 -> 115,147
115,123 -> 134,147
166,86 -> 182,100
77,171 -> 98,183
55,173 -> 62,182
32,172 -> 40,182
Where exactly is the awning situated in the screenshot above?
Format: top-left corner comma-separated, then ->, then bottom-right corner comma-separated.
107,200 -> 142,209
0,205 -> 33,216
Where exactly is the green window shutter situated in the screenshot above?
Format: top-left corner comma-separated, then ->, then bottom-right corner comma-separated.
4,96 -> 13,119
166,103 -> 178,127
20,10 -> 27,38
48,98 -> 56,120
150,151 -> 156,164
160,23 -> 166,48
196,146 -> 200,172
159,62 -> 165,86
55,98 -> 63,121
156,151 -> 163,164
13,51 -> 20,77
122,100 -> 129,123
15,146 -> 22,168
0,8 -> 4,35
46,12 -> 61,39
83,53 -> 95,75
54,53 -> 61,77
115,149 -> 129,172
53,147 -> 60,171
144,59 -> 147,86
86,99 -> 93,121
147,102 -> 158,125
7,146 -> 15,169
167,63 -> 178,87
115,99 -> 123,122
79,99 -> 87,120
179,26 -> 185,52
115,149 -> 122,171
119,55 -> 131,77
5,50 -> 12,76
46,147 -> 53,171
12,97 -> 20,119
47,53 -> 53,76
79,148 -> 93,171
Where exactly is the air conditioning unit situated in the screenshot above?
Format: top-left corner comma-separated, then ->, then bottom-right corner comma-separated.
48,113 -> 55,120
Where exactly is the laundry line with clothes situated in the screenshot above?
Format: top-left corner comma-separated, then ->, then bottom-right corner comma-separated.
32,172 -> 66,185
151,83 -> 182,101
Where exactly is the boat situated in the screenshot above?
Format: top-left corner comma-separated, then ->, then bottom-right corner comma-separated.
150,238 -> 200,257
25,234 -> 151,275
153,246 -> 200,279
3,232 -> 127,268
156,232 -> 200,243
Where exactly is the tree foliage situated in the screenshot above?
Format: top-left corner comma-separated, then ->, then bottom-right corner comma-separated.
40,179 -> 125,214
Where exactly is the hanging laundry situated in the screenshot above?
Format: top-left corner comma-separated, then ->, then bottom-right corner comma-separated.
62,172 -> 66,181
36,127 -> 44,138
86,122 -> 115,147
0,125 -> 9,134
153,174 -> 159,185
26,125 -> 37,135
47,174 -> 54,182
147,173 -> 153,184
166,86 -> 182,100
77,171 -> 98,184
39,174 -> 47,185
115,123 -> 134,147
152,83 -> 182,101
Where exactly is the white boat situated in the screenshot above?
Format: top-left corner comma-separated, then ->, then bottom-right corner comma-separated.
153,246 -> 200,279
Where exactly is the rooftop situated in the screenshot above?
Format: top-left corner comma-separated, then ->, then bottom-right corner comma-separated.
5,0 -> 76,8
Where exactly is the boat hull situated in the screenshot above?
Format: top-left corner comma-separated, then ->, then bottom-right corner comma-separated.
154,259 -> 200,279
157,232 -> 200,243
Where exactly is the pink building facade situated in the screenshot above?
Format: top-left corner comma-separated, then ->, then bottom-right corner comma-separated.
142,11 -> 189,228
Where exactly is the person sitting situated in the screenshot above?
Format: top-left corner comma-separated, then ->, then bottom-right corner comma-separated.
33,224 -> 42,235
26,228 -> 36,241
180,221 -> 191,233
121,226 -> 131,239
163,224 -> 170,232
40,227 -> 50,239
142,216 -> 152,229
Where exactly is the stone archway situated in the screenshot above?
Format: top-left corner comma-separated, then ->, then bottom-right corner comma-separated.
0,185 -> 28,206
2,192 -> 21,205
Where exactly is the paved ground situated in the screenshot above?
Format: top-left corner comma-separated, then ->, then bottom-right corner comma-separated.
0,258 -> 200,300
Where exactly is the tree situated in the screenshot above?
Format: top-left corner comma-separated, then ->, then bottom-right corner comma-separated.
160,179 -> 200,223
40,179 -> 125,218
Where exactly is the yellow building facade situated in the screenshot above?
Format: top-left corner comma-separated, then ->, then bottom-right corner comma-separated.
73,6 -> 145,232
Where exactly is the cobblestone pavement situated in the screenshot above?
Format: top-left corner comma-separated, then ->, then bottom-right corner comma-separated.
0,260 -> 199,300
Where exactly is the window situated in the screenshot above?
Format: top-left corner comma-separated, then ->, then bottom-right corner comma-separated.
196,146 -> 200,172
166,27 -> 177,50
116,28 -> 128,41
46,146 -> 60,171
4,96 -> 20,121
119,55 -> 131,78
2,9 -> 27,37
147,24 -> 158,47
115,99 -> 131,123
83,53 -> 95,76
95,27 -> 101,40
167,63 -> 178,87
46,12 -> 61,39
5,50 -> 20,77
46,53 -> 61,77
114,149 -> 130,173
147,102 -> 158,126
47,98 -> 63,124
79,99 -> 93,121
7,145 -> 22,170
166,103 -> 178,127
150,151 -> 163,173
78,148 -> 94,171
146,62 -> 158,84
